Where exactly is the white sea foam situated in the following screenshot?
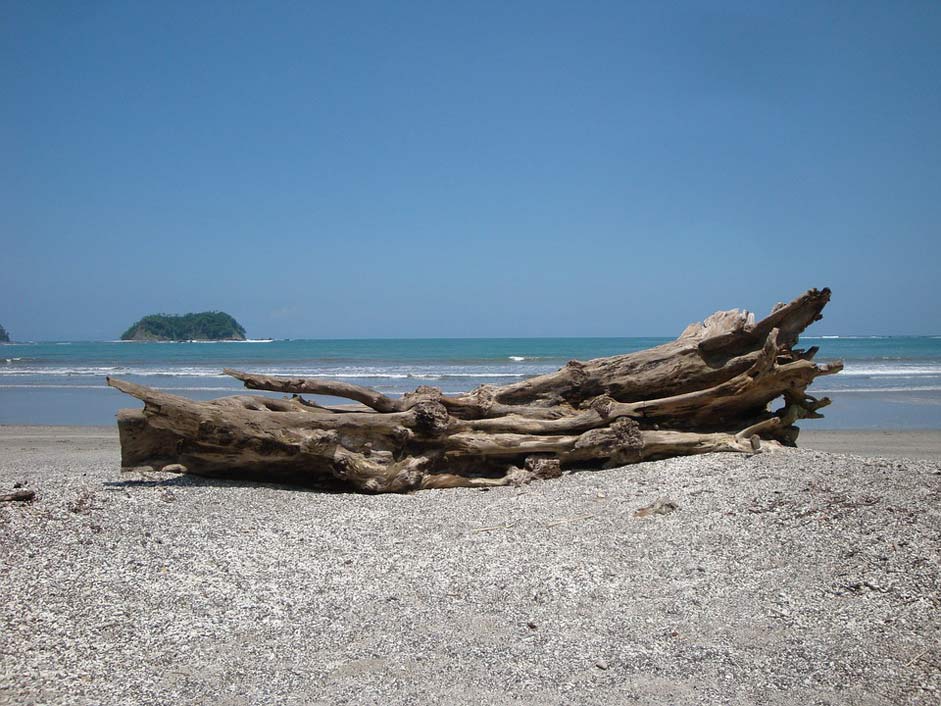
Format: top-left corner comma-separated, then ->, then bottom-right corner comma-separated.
10,381 -> 935,395
12,354 -> 938,384
181,339 -> 275,344
812,386 -> 941,394
0,383 -> 240,392
3,359 -> 937,380
509,356 -> 527,361
271,372 -> 529,379
11,381 -> 936,395
839,365 -> 941,376
107,339 -> 275,344
0,366 -> 531,379
163,387 -> 250,392
0,367 -> 229,378
410,373 -> 527,379
0,383 -> 123,390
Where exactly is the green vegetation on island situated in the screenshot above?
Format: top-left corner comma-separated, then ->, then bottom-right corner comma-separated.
0,324 -> 9,343
121,312 -> 247,341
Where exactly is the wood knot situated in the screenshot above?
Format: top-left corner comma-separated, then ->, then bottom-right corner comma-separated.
505,456 -> 563,487
608,418 -> 643,465
303,430 -> 338,454
197,421 -> 232,443
391,427 -> 412,448
334,456 -> 352,479
524,456 -> 562,480
392,467 -> 424,492
404,385 -> 442,402
412,400 -> 450,436
362,478 -> 382,493
565,360 -> 589,386
472,385 -> 496,412
611,418 -> 643,449
588,395 -> 616,418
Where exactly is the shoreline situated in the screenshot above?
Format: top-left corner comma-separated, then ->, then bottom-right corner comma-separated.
4,425 -> 941,461
800,429 -> 941,461
5,386 -> 941,429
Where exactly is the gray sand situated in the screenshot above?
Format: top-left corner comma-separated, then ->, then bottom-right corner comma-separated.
801,430 -> 941,462
1,426 -> 939,705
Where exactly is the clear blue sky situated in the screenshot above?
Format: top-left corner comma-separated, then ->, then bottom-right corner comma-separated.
2,1 -> 939,340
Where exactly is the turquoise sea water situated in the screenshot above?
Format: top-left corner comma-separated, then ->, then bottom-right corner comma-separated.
2,336 -> 941,428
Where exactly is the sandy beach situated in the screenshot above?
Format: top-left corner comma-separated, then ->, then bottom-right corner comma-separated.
1,426 -> 939,705
800,430 -> 941,462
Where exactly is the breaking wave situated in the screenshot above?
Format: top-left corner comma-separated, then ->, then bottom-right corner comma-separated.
0,365 -> 532,380
840,364 -> 941,376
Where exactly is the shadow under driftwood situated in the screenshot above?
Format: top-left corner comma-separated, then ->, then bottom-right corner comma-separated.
105,467 -> 352,494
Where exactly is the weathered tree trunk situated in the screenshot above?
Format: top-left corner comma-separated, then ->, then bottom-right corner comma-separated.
108,288 -> 842,492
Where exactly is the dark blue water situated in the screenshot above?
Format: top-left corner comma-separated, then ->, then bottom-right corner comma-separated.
2,336 -> 940,427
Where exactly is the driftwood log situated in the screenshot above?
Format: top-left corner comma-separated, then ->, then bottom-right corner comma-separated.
107,288 -> 842,493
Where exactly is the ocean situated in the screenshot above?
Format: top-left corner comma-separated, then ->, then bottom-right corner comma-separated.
2,337 -> 941,429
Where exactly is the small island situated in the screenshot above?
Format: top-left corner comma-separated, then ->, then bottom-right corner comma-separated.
0,324 -> 9,343
120,312 -> 246,342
